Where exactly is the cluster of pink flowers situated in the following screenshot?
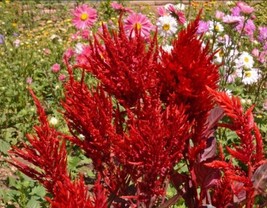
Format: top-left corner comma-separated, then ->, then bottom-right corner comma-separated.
196,1 -> 267,90
198,2 -> 256,39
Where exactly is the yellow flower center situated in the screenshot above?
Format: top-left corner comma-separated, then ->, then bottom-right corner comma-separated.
245,71 -> 252,77
163,24 -> 170,31
244,57 -> 249,63
219,50 -> 224,57
80,13 -> 88,21
135,22 -> 142,30
215,25 -> 220,32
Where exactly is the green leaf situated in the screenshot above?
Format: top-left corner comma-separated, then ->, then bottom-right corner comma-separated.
8,176 -> 20,189
0,139 -> 11,154
68,155 -> 81,170
30,186 -> 46,197
26,196 -> 41,208
7,189 -> 21,198
0,188 -> 10,202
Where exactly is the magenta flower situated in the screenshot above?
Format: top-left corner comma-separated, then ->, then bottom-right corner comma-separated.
231,6 -> 241,16
197,21 -> 210,34
258,51 -> 267,63
111,2 -> 132,13
236,19 -> 255,39
0,34 -> 4,44
168,4 -> 186,25
81,30 -> 90,39
111,2 -> 122,10
215,11 -> 225,20
222,15 -> 242,24
124,13 -> 153,38
252,48 -> 260,58
157,6 -> 167,16
258,26 -> 267,43
63,48 -> 74,60
58,74 -> 66,81
237,1 -> 254,14
13,39 -> 20,47
51,63 -> 61,73
26,77 -> 33,84
72,4 -> 97,30
263,100 -> 267,111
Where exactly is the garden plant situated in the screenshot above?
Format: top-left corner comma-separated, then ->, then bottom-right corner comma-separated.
1,0 -> 267,207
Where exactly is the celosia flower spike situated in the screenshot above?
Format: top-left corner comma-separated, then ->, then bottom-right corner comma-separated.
9,89 -> 68,193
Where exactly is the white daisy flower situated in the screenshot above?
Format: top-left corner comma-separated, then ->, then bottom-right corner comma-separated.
157,16 -> 178,37
241,98 -> 252,105
236,68 -> 260,85
235,51 -> 254,69
214,49 -> 224,64
209,21 -> 224,33
49,117 -> 58,126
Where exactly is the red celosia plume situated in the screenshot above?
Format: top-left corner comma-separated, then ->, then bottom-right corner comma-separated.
9,89 -> 68,193
8,11 -> 267,208
206,89 -> 266,207
74,20 -> 159,108
9,89 -> 107,207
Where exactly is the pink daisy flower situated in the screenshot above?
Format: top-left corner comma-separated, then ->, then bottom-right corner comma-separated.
72,4 -> 97,30
168,4 -> 186,25
124,13 -> 153,38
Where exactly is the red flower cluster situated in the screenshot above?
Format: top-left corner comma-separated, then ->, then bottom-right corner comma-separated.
9,89 -> 107,208
9,14 -> 266,208
206,89 -> 265,208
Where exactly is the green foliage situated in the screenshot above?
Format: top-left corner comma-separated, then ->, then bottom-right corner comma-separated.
0,172 -> 48,208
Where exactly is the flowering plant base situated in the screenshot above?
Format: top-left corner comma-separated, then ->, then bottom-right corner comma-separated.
8,3 -> 267,208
